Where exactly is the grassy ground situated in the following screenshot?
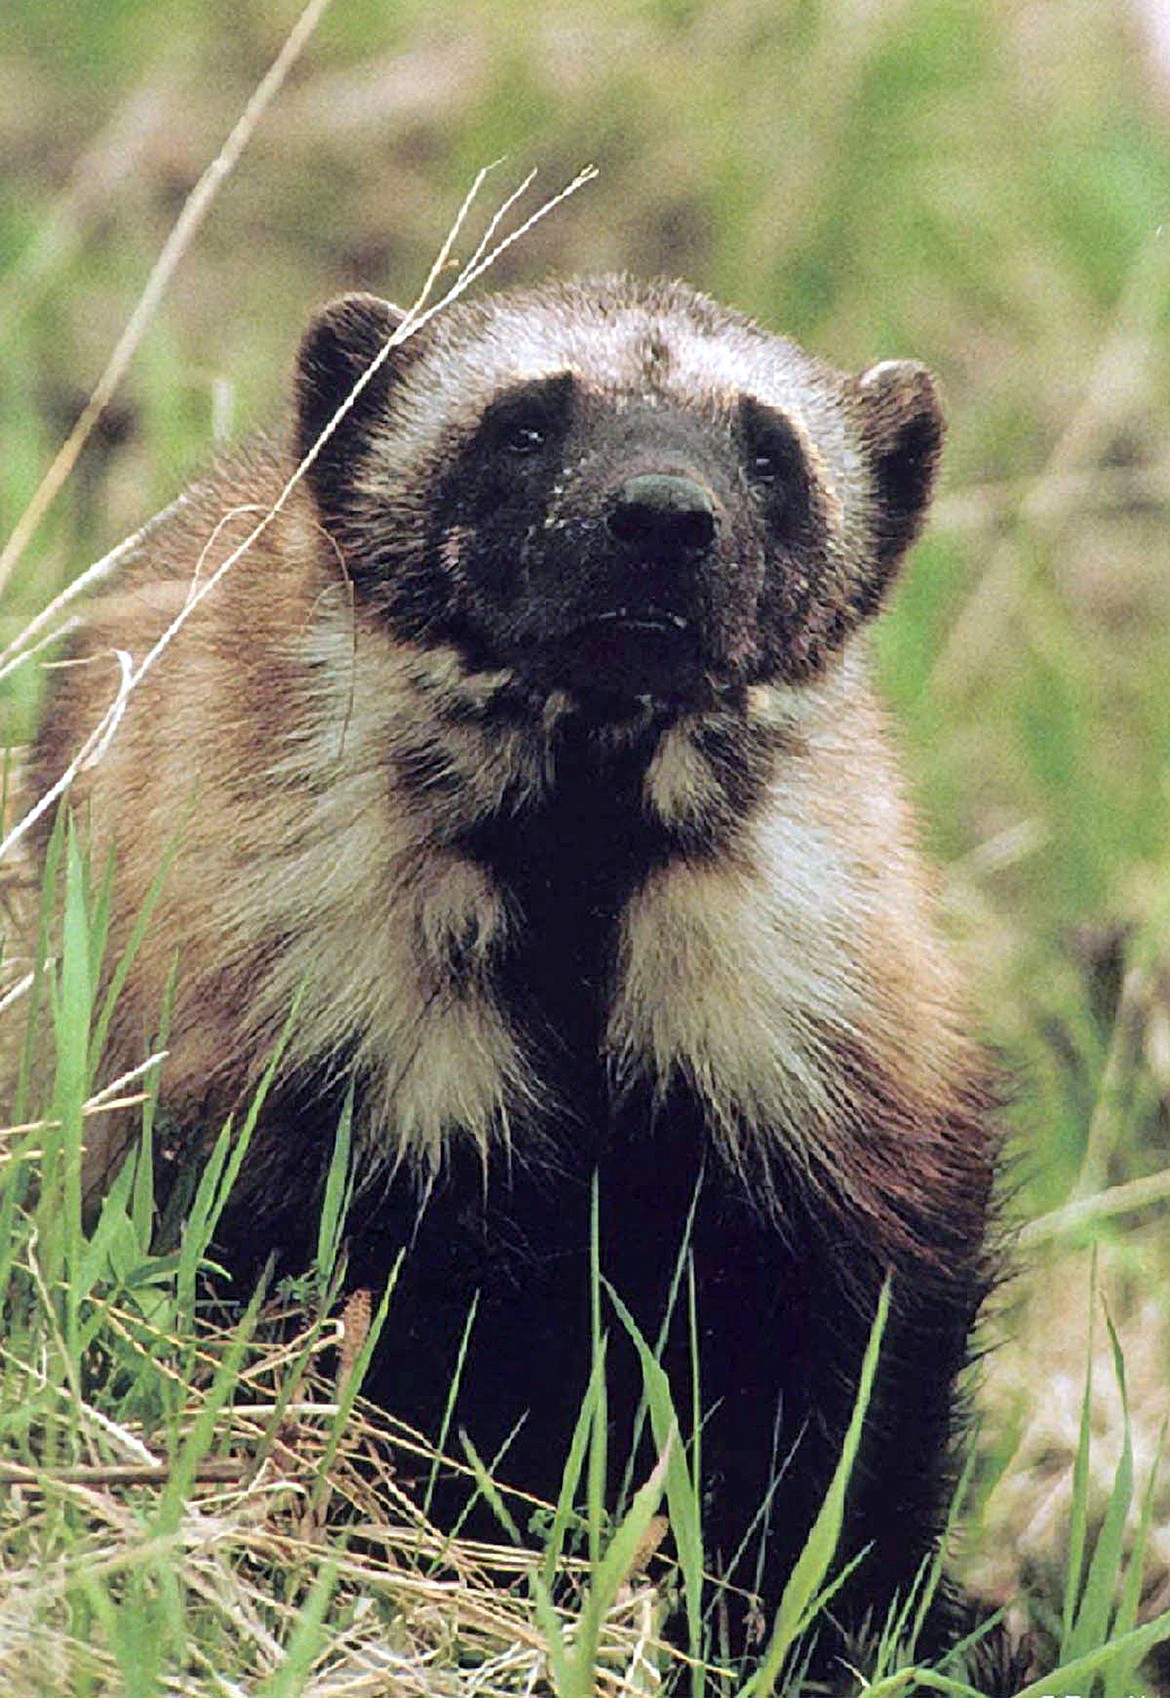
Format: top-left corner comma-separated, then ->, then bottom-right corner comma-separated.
3,0 -> 1170,1691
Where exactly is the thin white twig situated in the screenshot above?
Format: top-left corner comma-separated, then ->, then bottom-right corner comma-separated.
0,970 -> 35,1019
409,161 -> 500,324
0,497 -> 187,681
79,650 -> 134,770
0,618 -> 82,691
84,1051 -> 168,1108
461,166 -> 538,282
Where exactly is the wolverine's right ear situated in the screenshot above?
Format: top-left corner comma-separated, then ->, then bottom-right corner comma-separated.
294,292 -> 407,514
848,358 -> 945,586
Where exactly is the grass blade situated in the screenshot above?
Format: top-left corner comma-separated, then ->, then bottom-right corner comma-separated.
604,1281 -> 705,1667
1060,1256 -> 1097,1652
423,1289 -> 480,1521
1066,1307 -> 1133,1660
743,1276 -> 891,1698
1105,1415 -> 1167,1698
542,1337 -> 607,1589
559,1443 -> 671,1698
313,1076 -> 355,1302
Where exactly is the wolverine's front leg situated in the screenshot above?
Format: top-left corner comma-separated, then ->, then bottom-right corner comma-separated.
666,1149 -> 993,1664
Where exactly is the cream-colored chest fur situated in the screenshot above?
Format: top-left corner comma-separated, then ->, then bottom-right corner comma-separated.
226,619 -> 952,1190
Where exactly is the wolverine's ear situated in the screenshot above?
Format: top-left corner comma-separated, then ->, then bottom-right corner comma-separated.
294,292 -> 408,514
849,359 -> 945,583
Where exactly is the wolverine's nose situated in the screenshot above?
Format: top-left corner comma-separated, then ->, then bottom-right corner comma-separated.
606,473 -> 718,556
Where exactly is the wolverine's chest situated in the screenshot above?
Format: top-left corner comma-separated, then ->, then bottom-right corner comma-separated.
243,668 -> 880,1202
456,728 -> 677,1080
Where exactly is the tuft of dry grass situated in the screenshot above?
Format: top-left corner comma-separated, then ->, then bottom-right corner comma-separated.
973,1240 -> 1170,1618
0,0 -> 339,602
0,1308 -> 672,1698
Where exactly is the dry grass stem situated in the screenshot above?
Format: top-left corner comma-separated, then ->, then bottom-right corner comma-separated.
1021,1166 -> 1170,1246
0,496 -> 187,682
0,0 -> 337,599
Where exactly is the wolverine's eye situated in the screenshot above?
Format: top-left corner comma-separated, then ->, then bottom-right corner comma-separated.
498,418 -> 549,457
480,372 -> 575,463
744,417 -> 805,491
738,397 -> 813,532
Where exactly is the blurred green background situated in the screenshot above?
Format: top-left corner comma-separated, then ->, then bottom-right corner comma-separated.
3,0 -> 1170,1354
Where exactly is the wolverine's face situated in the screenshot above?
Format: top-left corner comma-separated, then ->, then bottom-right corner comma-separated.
419,370 -> 838,709
294,279 -> 944,708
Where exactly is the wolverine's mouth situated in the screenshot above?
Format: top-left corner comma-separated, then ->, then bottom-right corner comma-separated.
558,605 -> 705,701
584,607 -> 692,638
586,606 -> 693,636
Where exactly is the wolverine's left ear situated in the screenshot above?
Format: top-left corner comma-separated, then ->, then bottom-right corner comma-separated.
294,292 -> 412,526
848,359 -> 945,584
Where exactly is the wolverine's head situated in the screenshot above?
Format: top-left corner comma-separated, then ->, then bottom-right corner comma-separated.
294,276 -> 943,711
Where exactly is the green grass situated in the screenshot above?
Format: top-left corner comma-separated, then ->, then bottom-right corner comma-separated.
0,826 -> 902,1692
0,851 -> 1014,1696
4,917 -> 1165,1698
3,0 -> 1170,1691
1,810 -> 1168,1690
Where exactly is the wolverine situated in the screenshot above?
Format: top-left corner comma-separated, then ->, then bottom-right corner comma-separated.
29,277 -> 999,1669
